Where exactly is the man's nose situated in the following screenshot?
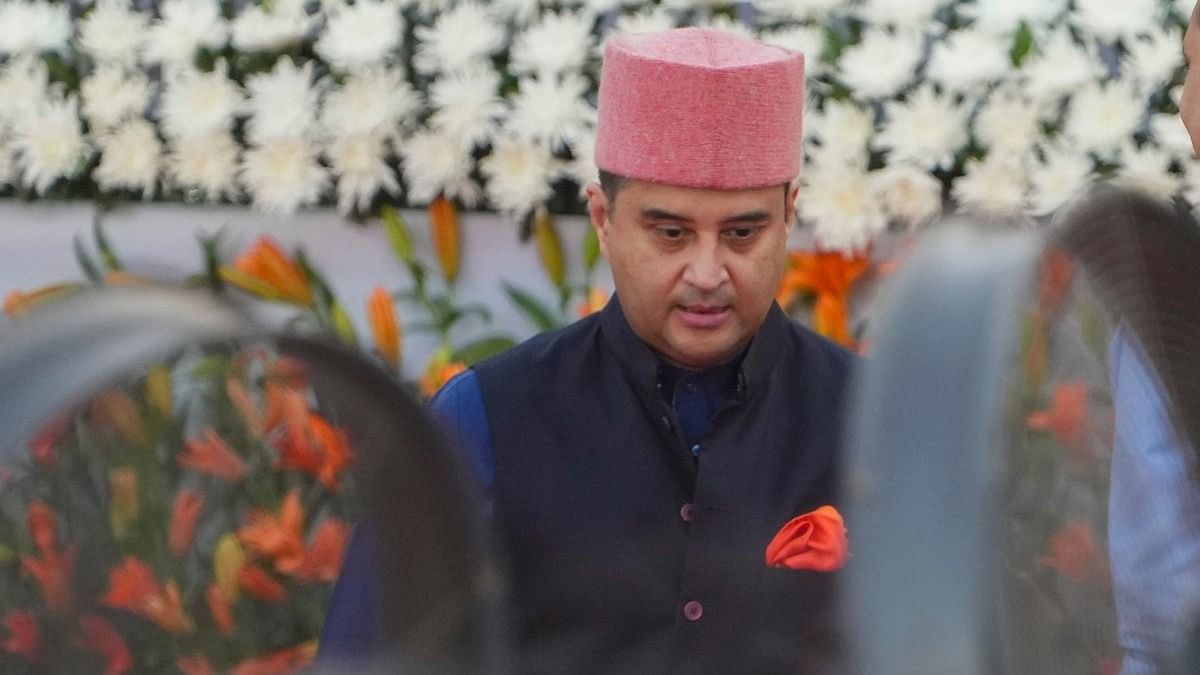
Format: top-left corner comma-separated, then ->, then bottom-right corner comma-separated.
682,242 -> 729,291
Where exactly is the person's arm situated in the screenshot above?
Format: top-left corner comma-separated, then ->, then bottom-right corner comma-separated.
1108,328 -> 1200,673
317,370 -> 493,661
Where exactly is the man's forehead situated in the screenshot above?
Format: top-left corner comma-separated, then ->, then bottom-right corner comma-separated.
615,179 -> 786,216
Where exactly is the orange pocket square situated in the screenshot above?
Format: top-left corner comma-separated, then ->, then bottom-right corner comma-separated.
764,505 -> 848,572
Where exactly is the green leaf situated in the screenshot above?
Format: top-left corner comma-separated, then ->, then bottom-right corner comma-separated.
381,205 -> 415,264
73,234 -> 103,283
92,215 -> 123,271
197,233 -> 225,291
453,335 -> 518,365
1011,22 -> 1034,67
503,283 -> 560,332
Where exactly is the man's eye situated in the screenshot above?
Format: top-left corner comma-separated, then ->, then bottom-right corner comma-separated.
656,226 -> 686,240
726,227 -> 759,241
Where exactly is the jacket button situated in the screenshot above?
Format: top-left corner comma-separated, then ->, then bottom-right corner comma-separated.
679,503 -> 694,522
683,600 -> 703,621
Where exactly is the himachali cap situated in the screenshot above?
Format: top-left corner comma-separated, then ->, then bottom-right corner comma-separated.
595,27 -> 805,190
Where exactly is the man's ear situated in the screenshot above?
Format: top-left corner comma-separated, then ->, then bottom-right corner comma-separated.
785,179 -> 800,230
585,182 -> 611,258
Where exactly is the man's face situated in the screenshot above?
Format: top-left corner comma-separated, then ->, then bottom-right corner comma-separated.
586,178 -> 797,369
1182,8 -> 1200,154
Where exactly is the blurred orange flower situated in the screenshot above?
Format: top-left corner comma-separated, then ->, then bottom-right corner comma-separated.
226,377 -> 264,439
578,288 -> 609,318
2,283 -> 80,317
367,285 -> 401,369
278,518 -> 352,583
1027,382 -> 1090,455
102,557 -> 193,634
239,566 -> 286,603
776,250 -> 870,348
3,610 -> 41,663
230,641 -> 316,675
420,348 -> 467,399
1037,248 -> 1073,316
179,429 -> 248,482
77,615 -> 133,675
178,654 -> 216,675
206,584 -> 235,636
220,237 -> 314,306
169,490 -> 205,558
1041,521 -> 1107,584
29,415 -> 67,469
22,502 -> 74,615
275,413 -> 352,490
238,491 -> 305,568
429,196 -> 460,284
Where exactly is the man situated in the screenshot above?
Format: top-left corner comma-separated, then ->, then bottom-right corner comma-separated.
322,27 -> 856,674
1106,6 -> 1200,672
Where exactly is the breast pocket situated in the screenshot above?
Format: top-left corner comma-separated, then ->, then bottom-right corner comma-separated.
755,566 -> 847,670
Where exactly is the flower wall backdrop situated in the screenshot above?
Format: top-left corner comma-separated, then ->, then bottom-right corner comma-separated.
0,0 -> 1196,254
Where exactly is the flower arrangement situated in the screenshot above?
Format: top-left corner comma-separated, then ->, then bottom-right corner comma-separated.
0,0 -> 1193,255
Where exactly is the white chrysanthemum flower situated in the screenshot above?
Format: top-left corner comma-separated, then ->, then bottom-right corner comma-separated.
321,66 -> 422,139
399,130 -> 480,206
77,0 -> 147,66
0,133 -> 14,186
241,137 -> 328,214
837,29 -> 924,100
315,0 -> 403,71
167,130 -> 240,199
874,86 -> 967,171
697,16 -> 754,40
80,64 -> 149,131
94,119 -> 161,198
961,0 -> 1067,36
413,2 -> 505,76
507,75 -> 595,152
1027,145 -> 1093,216
1124,28 -> 1184,91
872,164 -> 942,229
428,66 -> 504,150
1063,81 -> 1145,158
974,87 -> 1041,160
0,56 -> 51,123
925,29 -> 1011,94
0,0 -> 71,56
510,10 -> 594,78
491,0 -> 540,26
326,134 -> 399,215
244,58 -> 321,143
805,100 -> 874,168
759,26 -> 826,74
1072,0 -> 1160,44
1175,0 -> 1196,20
1021,30 -> 1107,105
952,155 -> 1028,216
160,63 -> 243,141
565,130 -> 598,195
1181,159 -> 1200,208
854,0 -> 946,30
12,95 -> 88,194
1151,112 -> 1195,159
231,0 -> 314,53
480,136 -> 557,220
754,0 -> 842,23
612,7 -> 675,35
797,160 -> 888,253
1115,143 -> 1180,201
144,0 -> 228,70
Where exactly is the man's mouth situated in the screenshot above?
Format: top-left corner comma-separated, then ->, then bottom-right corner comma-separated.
676,304 -> 731,329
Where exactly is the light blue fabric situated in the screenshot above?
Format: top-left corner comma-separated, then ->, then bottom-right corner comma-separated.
1108,327 -> 1200,673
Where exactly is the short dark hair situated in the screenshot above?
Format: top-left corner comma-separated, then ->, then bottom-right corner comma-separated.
596,169 -> 790,208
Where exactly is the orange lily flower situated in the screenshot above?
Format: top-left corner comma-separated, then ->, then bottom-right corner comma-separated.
3,610 -> 41,663
367,285 -> 401,369
1041,521 -> 1107,584
3,283 -> 80,317
22,502 -> 74,615
278,518 -> 352,583
776,249 -> 870,348
90,390 -> 146,445
230,642 -> 316,675
77,615 -> 133,675
578,288 -> 609,318
420,348 -> 467,399
1037,248 -> 1073,316
220,237 -> 314,306
178,655 -> 216,675
238,491 -> 305,567
430,196 -> 461,284
179,429 -> 248,482
226,376 -> 264,439
169,490 -> 205,558
275,413 -> 352,491
238,566 -> 286,603
1027,382 -> 1090,457
102,557 -> 193,634
205,583 -> 235,636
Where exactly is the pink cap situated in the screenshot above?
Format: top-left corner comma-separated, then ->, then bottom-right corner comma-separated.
595,27 -> 805,190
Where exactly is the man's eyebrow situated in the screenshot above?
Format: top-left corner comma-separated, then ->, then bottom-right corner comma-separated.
722,210 -> 772,225
641,207 -> 692,222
